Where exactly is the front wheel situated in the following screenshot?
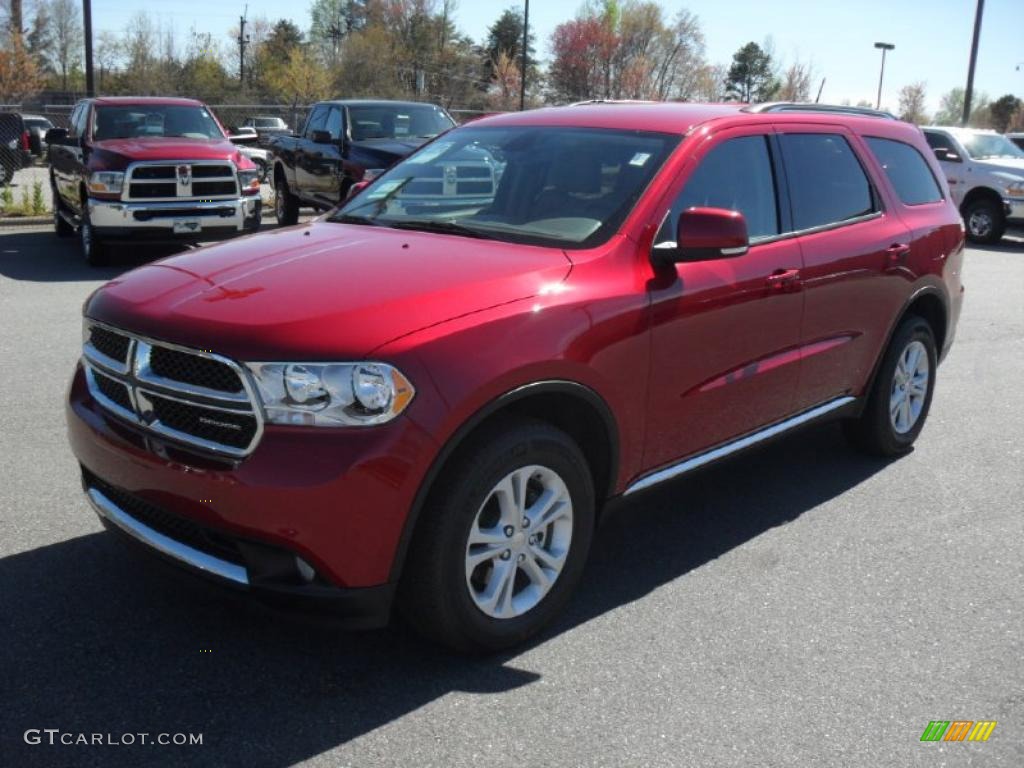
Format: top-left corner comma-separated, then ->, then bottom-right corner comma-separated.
274,176 -> 299,226
963,198 -> 1005,244
843,315 -> 937,456
80,204 -> 109,266
399,420 -> 595,653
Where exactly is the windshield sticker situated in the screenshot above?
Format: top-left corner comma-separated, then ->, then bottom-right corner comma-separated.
629,152 -> 651,167
367,180 -> 404,200
411,141 -> 455,164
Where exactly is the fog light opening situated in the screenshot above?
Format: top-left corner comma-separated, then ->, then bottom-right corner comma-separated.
295,556 -> 317,583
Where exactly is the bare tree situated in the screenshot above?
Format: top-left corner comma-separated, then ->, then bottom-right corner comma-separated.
898,81 -> 928,124
777,60 -> 813,102
50,0 -> 83,91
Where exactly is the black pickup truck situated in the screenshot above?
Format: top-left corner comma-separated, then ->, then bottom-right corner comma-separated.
269,99 -> 456,225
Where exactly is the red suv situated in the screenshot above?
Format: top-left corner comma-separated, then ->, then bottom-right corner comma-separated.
67,103 -> 964,652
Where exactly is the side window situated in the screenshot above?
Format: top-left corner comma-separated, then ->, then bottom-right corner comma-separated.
658,135 -> 779,242
924,131 -> 956,153
304,106 -> 327,139
75,104 -> 90,138
68,104 -> 83,138
778,133 -> 876,230
864,137 -> 943,205
325,107 -> 343,140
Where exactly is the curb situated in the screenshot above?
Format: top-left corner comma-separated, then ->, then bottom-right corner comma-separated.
0,216 -> 51,227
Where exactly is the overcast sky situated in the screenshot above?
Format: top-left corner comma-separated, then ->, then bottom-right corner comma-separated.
90,0 -> 1021,112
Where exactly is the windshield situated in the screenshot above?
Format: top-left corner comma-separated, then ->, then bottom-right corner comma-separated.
253,117 -> 285,128
348,104 -> 455,141
331,125 -> 679,249
93,105 -> 224,140
960,133 -> 1024,160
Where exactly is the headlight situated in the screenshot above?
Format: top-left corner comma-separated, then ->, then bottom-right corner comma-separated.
246,362 -> 415,426
237,169 -> 261,192
87,171 -> 124,194
1005,180 -> 1024,198
362,168 -> 386,182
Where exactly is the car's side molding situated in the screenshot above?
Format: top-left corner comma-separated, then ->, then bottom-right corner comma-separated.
623,396 -> 856,496
388,379 -> 620,584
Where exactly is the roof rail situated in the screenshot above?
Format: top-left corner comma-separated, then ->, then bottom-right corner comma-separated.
745,102 -> 897,120
568,99 -> 659,106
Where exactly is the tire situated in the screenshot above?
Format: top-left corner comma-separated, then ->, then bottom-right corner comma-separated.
962,197 -> 1005,245
843,315 -> 937,457
274,175 -> 299,226
399,419 -> 595,653
53,187 -> 74,238
80,203 -> 109,266
0,161 -> 13,187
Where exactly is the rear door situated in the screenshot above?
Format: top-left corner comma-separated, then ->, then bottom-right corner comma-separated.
644,126 -> 806,469
774,125 -> 912,409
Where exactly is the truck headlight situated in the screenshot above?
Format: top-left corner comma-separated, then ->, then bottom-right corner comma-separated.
237,169 -> 261,192
246,362 -> 415,426
87,171 -> 124,194
1005,180 -> 1024,198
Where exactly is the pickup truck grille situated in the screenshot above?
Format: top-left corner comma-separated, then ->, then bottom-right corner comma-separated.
82,320 -> 262,458
125,162 -> 239,202
403,161 -> 496,199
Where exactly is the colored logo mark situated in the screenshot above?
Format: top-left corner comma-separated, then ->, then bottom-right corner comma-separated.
920,721 -> 997,742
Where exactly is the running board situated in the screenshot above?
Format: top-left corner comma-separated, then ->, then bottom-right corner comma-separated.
623,396 -> 856,496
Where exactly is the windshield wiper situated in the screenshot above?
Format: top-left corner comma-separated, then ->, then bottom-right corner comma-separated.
387,219 -> 496,240
332,213 -> 384,226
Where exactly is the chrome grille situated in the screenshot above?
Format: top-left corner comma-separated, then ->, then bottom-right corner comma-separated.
124,161 -> 239,202
82,320 -> 262,457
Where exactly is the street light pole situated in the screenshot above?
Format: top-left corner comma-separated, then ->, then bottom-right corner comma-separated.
83,0 -> 95,96
520,0 -> 530,111
962,0 -> 985,126
874,42 -> 895,111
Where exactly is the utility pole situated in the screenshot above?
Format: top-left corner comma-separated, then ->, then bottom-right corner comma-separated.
83,0 -> 95,96
962,0 -> 985,126
519,0 -> 529,111
874,42 -> 894,110
237,6 -> 250,86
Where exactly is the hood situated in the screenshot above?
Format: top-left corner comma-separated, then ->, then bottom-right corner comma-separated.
87,221 -> 572,360
972,157 -> 1024,178
351,136 -> 430,165
89,137 -> 249,171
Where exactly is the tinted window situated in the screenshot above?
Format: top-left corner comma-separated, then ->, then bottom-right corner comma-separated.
924,131 -> 956,154
659,135 -> 779,241
348,105 -> 454,141
304,106 -> 327,138
779,134 -> 875,230
864,137 -> 942,205
92,105 -> 223,140
325,107 -> 343,140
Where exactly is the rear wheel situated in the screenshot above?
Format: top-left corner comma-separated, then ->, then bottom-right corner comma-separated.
963,197 -> 1005,244
53,186 -> 74,238
844,315 -> 937,456
274,174 -> 299,226
399,420 -> 595,653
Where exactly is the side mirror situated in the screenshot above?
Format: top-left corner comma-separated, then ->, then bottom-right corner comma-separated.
934,148 -> 961,163
654,207 -> 749,265
346,180 -> 370,202
45,127 -> 68,144
311,130 -> 334,145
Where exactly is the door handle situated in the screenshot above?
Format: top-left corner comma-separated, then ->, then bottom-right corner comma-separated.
886,243 -> 911,263
766,268 -> 802,292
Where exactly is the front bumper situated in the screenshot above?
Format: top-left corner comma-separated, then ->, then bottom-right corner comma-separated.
67,363 -> 438,623
88,196 -> 261,239
1006,197 -> 1024,224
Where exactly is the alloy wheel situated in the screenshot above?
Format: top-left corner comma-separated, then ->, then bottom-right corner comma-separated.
465,465 -> 573,619
890,339 -> 929,434
968,210 -> 993,239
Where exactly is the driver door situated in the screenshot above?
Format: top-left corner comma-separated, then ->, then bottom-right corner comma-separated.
644,127 -> 806,470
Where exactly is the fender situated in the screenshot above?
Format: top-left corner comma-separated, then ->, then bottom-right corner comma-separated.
387,379 -> 619,584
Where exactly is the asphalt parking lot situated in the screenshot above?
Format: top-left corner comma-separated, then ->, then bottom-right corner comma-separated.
1,225 -> 1021,767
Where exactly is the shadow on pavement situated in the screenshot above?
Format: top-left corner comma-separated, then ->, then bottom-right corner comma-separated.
0,228 -> 174,282
2,421 -> 893,766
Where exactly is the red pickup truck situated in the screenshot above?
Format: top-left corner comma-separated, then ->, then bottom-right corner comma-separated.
47,96 -> 262,265
67,102 -> 963,652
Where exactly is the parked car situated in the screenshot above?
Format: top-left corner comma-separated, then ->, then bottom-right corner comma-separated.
922,126 -> 1024,243
46,96 -> 262,265
241,115 -> 291,145
0,111 -> 34,186
23,114 -> 54,156
270,99 -> 455,225
1007,132 -> 1024,152
237,143 -> 269,182
68,102 -> 964,652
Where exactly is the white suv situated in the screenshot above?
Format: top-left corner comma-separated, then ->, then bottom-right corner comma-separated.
922,126 -> 1024,244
